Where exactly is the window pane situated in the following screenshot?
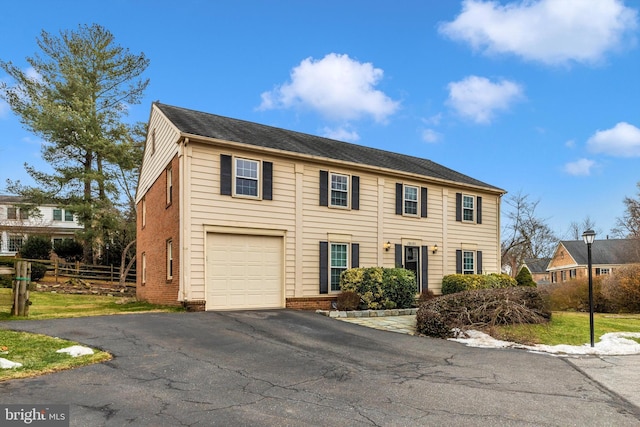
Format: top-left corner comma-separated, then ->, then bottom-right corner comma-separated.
330,174 -> 348,207
330,243 -> 348,291
236,177 -> 258,196
53,209 -> 62,221
64,210 -> 74,221
235,159 -> 259,196
7,208 -> 16,220
463,251 -> 474,274
463,195 -> 474,221
9,236 -> 23,252
236,159 -> 258,179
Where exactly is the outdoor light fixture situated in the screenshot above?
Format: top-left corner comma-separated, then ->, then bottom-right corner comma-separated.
431,244 -> 438,254
383,241 -> 391,251
582,229 -> 596,347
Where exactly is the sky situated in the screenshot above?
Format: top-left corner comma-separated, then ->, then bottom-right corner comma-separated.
1,0 -> 639,239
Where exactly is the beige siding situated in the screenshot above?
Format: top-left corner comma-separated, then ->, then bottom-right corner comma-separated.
178,136 -> 503,301
136,107 -> 181,203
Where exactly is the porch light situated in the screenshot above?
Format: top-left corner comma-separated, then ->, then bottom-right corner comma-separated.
431,244 -> 438,254
383,241 -> 391,251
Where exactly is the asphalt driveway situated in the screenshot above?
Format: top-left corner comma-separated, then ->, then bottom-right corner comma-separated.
2,310 -> 639,426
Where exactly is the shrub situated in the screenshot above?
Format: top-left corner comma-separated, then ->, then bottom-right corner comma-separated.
516,267 -> 537,287
601,264 -> 640,313
416,287 -> 551,338
19,235 -> 52,260
53,239 -> 84,262
340,267 -> 417,309
540,278 -> 610,312
30,263 -> 48,281
336,291 -> 361,311
441,273 -> 517,295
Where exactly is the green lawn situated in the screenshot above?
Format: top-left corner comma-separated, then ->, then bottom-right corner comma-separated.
0,288 -> 184,381
493,312 -> 640,346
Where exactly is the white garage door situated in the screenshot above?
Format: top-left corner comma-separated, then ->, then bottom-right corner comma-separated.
206,233 -> 283,310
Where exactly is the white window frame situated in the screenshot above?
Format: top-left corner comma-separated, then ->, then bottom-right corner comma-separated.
403,185 -> 419,216
141,197 -> 146,228
330,242 -> 349,292
330,172 -> 349,208
142,252 -> 147,285
462,194 -> 475,222
166,239 -> 173,280
53,209 -> 62,221
64,210 -> 74,222
166,166 -> 173,205
7,207 -> 17,220
234,157 -> 260,198
8,235 -> 24,253
462,250 -> 475,275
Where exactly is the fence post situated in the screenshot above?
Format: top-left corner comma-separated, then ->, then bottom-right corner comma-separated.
12,261 -> 31,317
55,258 -> 59,284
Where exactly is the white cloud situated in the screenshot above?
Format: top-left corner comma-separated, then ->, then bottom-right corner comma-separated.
446,75 -> 524,124
422,129 -> 442,143
564,158 -> 596,176
565,139 -> 576,148
321,126 -> 360,142
587,122 -> 640,157
259,53 -> 400,123
439,0 -> 638,65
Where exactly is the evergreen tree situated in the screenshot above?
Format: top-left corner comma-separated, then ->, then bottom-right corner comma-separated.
515,266 -> 537,287
1,24 -> 149,262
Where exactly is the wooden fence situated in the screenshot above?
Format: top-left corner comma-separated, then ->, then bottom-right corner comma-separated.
19,258 -> 136,285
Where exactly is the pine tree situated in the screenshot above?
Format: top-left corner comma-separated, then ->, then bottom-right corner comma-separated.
1,24 -> 149,262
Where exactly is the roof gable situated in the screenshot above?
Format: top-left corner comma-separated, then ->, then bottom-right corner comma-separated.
154,103 -> 505,193
559,239 -> 640,266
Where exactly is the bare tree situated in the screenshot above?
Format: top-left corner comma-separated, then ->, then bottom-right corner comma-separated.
565,216 -> 600,240
501,192 -> 557,276
612,182 -> 640,238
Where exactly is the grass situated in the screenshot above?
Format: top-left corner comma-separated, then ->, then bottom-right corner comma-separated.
0,288 -> 184,381
492,312 -> 640,346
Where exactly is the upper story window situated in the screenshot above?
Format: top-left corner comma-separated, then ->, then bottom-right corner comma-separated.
404,185 -> 418,216
462,195 -> 474,221
235,158 -> 259,197
330,173 -> 349,207
7,207 -> 17,220
53,209 -> 62,221
319,170 -> 359,210
456,193 -> 482,224
64,210 -> 74,221
166,166 -> 173,205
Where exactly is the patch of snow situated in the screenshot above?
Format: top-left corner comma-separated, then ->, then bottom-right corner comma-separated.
449,331 -> 640,356
56,345 -> 94,357
0,357 -> 22,369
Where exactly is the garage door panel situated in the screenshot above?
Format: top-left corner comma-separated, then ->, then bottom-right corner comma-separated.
206,233 -> 283,310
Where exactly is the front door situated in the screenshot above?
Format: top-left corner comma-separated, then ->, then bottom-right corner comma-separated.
404,246 -> 420,292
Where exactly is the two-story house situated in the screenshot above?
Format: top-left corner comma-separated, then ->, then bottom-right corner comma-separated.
135,103 -> 506,311
0,195 -> 83,256
547,238 -> 640,283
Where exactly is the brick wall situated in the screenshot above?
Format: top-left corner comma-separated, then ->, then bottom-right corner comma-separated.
137,155 -> 181,306
286,296 -> 337,310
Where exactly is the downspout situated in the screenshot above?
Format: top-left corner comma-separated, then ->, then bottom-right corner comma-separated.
178,137 -> 191,302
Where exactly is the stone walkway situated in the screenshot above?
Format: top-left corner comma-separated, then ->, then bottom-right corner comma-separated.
338,314 -> 417,335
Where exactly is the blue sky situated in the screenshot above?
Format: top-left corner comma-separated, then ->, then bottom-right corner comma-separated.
1,0 -> 639,239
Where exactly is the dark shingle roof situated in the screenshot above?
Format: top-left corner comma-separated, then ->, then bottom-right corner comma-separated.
0,195 -> 23,204
155,103 -> 505,192
523,258 -> 551,274
561,239 -> 640,265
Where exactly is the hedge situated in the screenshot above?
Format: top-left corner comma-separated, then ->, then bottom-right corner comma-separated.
340,267 -> 417,309
441,273 -> 517,295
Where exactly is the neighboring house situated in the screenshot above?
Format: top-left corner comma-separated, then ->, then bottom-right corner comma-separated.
546,239 -> 640,283
521,258 -> 551,285
135,103 -> 506,311
0,195 -> 83,256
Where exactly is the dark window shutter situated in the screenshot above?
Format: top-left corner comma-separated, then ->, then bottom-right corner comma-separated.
595,268 -> 601,275
421,187 -> 428,218
477,251 -> 483,274
351,175 -> 360,210
220,154 -> 232,196
395,183 -> 403,215
319,241 -> 328,294
395,244 -> 403,268
351,243 -> 359,268
421,246 -> 428,293
319,170 -> 328,206
476,196 -> 482,224
456,193 -> 462,222
262,161 -> 273,200
456,250 -> 462,274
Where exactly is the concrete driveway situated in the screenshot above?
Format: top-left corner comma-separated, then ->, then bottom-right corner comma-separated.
1,310 -> 639,426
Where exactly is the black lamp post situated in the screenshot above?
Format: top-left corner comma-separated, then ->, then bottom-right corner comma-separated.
582,229 -> 596,347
